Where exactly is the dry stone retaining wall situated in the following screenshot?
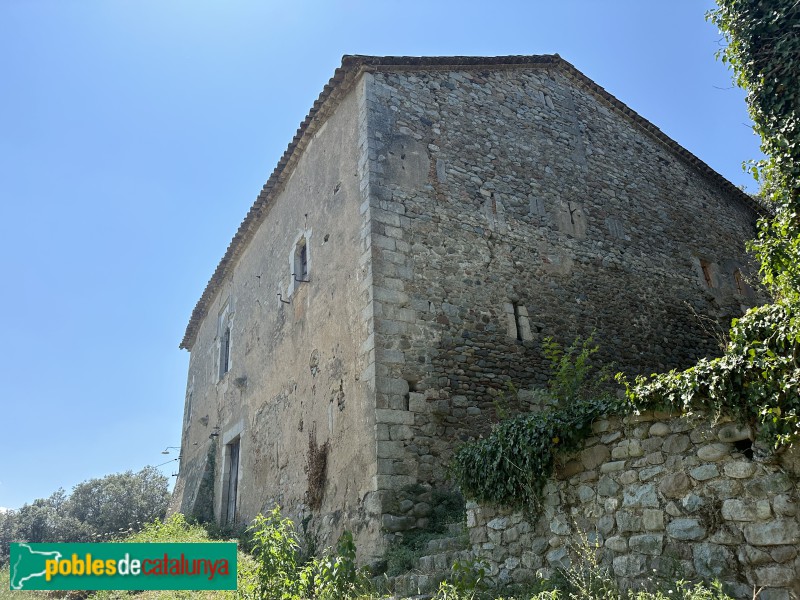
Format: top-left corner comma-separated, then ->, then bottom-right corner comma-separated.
467,412 -> 800,599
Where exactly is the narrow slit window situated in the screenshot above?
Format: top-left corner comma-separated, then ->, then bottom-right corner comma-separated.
220,326 -> 231,378
218,301 -> 232,381
700,260 -> 714,288
293,238 -> 309,282
513,303 -> 523,341
505,302 -> 532,341
299,243 -> 308,279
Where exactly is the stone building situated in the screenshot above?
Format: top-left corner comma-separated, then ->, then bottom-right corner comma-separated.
169,55 -> 764,562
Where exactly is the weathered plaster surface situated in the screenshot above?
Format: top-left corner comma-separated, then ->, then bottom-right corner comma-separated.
171,79 -> 382,558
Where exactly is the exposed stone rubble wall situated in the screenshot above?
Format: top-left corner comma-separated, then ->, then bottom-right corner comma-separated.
363,64 -> 766,540
466,413 -> 800,599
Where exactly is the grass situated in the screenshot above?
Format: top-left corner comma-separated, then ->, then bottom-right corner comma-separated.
1,513 -> 737,600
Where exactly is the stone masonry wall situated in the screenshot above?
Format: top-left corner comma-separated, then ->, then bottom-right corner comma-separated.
467,413 -> 800,599
363,64 -> 767,538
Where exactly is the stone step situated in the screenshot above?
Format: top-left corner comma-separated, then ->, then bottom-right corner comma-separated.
417,548 -> 472,573
423,534 -> 467,554
386,548 -> 473,597
379,527 -> 473,598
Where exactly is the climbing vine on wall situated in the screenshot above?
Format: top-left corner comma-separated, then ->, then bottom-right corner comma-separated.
708,0 -> 800,300
452,305 -> 800,512
622,299 -> 800,450
451,335 -> 620,512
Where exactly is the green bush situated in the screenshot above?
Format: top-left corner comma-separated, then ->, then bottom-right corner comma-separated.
621,299 -> 800,450
247,506 -> 370,600
452,335 -> 619,513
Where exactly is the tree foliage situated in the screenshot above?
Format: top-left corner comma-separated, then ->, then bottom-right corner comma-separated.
66,466 -> 170,536
625,2 -> 800,444
708,0 -> 800,299
0,467 -> 169,566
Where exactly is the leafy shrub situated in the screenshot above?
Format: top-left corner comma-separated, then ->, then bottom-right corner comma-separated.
452,335 -> 619,513
124,513 -> 211,544
247,506 -> 370,600
621,299 -> 800,449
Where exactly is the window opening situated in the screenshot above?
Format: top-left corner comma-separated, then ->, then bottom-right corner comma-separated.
505,302 -> 532,341
223,439 -> 240,524
217,300 -> 232,380
512,302 -> 523,341
185,391 -> 193,426
219,326 -> 231,379
701,260 -> 714,288
293,238 -> 310,283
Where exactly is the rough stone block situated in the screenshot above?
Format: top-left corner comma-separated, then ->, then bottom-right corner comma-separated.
598,475 -> 620,497
581,444 -> 610,470
546,547 -> 570,569
769,545 -> 797,564
753,565 -> 796,587
389,425 -> 414,440
689,464 -> 719,481
743,520 -> 800,546
376,409 -> 414,425
723,460 -> 756,479
662,434 -> 691,454
738,544 -> 771,566
377,441 -> 405,459
629,534 -> 663,556
622,483 -> 659,508
605,535 -> 627,552
773,494 -> 797,517
717,423 -> 752,443
616,511 -> 642,533
696,443 -> 730,462
613,554 -> 646,577
648,422 -> 670,437
667,518 -> 706,541
600,460 -> 626,473
642,509 -> 665,531
638,465 -> 665,482
692,543 -> 734,579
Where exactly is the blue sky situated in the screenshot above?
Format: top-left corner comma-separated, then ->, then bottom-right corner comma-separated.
0,0 -> 761,510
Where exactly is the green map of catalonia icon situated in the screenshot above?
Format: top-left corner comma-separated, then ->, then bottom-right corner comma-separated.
10,544 -> 63,590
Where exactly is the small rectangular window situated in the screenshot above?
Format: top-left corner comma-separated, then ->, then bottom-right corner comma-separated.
218,301 -> 232,380
505,301 -> 532,341
701,260 -> 714,288
293,238 -> 309,282
299,244 -> 308,278
513,303 -> 523,341
219,326 -> 231,379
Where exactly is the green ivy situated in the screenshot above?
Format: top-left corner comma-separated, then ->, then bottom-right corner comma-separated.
622,299 -> 800,450
708,1 -> 800,300
453,303 -> 800,512
451,336 -> 620,512
247,506 -> 371,600
451,396 -> 618,511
